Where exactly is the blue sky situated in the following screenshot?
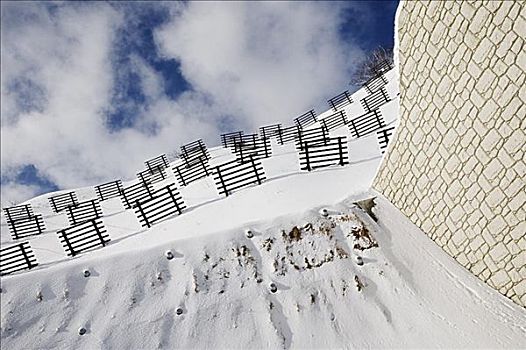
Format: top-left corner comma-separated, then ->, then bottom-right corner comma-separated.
1,1 -> 398,205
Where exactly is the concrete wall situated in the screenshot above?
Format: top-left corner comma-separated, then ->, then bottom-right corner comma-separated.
373,1 -> 525,306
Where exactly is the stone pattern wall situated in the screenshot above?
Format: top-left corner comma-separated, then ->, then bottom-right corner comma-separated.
374,1 -> 526,307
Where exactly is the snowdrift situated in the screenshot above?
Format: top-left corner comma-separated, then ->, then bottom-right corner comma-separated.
1,70 -> 525,349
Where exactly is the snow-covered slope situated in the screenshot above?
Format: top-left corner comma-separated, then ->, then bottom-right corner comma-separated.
1,70 -> 525,349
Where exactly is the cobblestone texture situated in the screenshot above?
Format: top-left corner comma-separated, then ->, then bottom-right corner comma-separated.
374,1 -> 526,307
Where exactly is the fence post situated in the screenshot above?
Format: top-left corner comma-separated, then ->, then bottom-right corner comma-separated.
340,111 -> 347,125
263,138 -> 270,158
250,155 -> 262,185
35,216 -> 44,235
136,200 -> 150,228
60,229 -> 76,257
310,110 -> 317,123
322,124 -> 329,145
329,99 -> 336,111
68,205 -> 76,225
116,181 -> 123,199
350,120 -> 359,138
10,221 -> 19,240
92,200 -> 100,219
5,209 -> 13,224
363,98 -> 370,113
304,142 -> 311,171
374,110 -> 383,128
92,219 -> 106,247
365,82 -> 372,94
338,137 -> 345,166
138,172 -> 147,187
278,125 -> 283,145
176,167 -> 186,187
25,205 -> 31,218
120,187 -> 131,209
238,141 -> 244,162
216,166 -> 228,197
201,157 -> 209,176
379,129 -> 388,153
19,243 -> 33,269
380,88 -> 389,103
144,181 -> 153,197
167,185 -> 183,215
345,90 -> 352,104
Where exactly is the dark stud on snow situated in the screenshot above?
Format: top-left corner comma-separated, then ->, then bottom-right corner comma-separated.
269,283 -> 278,293
83,269 -> 91,277
165,250 -> 174,260
245,229 -> 254,238
176,308 -> 184,315
78,327 -> 87,335
320,208 -> 329,218
356,256 -> 364,266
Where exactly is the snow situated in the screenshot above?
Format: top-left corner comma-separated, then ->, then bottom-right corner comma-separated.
1,69 -> 525,349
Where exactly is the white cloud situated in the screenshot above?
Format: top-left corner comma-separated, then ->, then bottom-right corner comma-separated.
1,1 -> 365,205
0,181 -> 41,207
1,3 -> 217,192
1,3 -> 123,180
155,1 -> 364,130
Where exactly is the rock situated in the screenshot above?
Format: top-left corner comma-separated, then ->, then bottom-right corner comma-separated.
354,275 -> 365,292
289,227 -> 302,241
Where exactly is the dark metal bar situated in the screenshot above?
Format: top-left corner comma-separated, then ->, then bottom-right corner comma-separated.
136,200 -> 150,228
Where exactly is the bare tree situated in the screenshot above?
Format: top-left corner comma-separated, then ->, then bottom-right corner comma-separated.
351,46 -> 394,86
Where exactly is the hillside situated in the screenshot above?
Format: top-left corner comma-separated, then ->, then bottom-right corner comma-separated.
1,69 -> 525,349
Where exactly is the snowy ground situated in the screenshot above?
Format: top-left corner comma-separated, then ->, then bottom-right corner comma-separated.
1,70 -> 525,349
